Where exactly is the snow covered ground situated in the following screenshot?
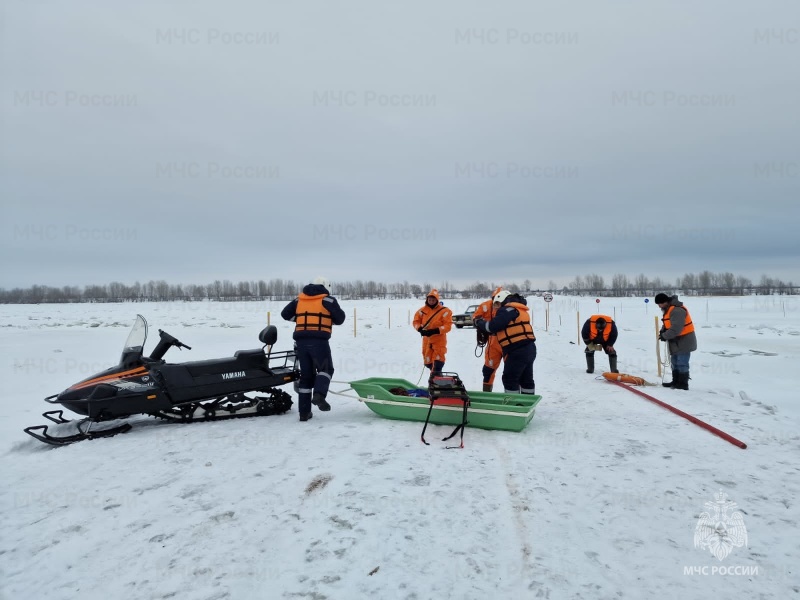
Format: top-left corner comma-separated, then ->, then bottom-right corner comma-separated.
1,295 -> 798,599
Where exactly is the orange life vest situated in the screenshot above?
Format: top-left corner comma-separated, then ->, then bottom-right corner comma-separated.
295,293 -> 332,334
497,302 -> 536,348
662,305 -> 694,336
589,315 -> 613,341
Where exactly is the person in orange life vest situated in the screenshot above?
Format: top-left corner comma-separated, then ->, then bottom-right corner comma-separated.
281,276 -> 345,421
474,291 -> 536,394
581,315 -> 618,374
471,287 -> 505,392
656,293 -> 697,390
412,289 -> 452,376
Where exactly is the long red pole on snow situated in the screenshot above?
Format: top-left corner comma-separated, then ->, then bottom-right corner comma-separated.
608,381 -> 747,449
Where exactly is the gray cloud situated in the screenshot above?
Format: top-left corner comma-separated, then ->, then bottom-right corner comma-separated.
2,1 -> 799,289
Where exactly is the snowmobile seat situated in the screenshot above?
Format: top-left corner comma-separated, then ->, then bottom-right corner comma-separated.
183,357 -> 244,376
234,349 -> 265,359
182,353 -> 265,377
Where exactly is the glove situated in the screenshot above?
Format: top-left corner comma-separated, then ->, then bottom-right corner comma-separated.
474,319 -> 487,332
421,328 -> 437,337
417,326 -> 423,333
659,333 -> 667,341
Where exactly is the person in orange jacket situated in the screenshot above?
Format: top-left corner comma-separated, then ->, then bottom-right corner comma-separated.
472,287 -> 504,392
412,289 -> 452,377
581,315 -> 618,374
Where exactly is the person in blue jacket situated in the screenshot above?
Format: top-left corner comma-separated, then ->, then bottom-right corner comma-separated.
581,315 -> 618,374
281,277 -> 346,421
473,291 -> 537,394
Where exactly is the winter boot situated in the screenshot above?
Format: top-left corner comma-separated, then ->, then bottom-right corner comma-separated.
585,351 -> 595,374
675,372 -> 690,390
312,392 -> 331,412
608,354 -> 618,374
482,383 -> 493,392
662,370 -> 677,388
299,412 -> 313,422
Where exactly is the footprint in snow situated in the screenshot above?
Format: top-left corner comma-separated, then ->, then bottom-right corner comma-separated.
304,473 -> 333,495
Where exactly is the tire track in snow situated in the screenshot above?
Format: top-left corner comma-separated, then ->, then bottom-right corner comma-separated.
495,445 -> 532,577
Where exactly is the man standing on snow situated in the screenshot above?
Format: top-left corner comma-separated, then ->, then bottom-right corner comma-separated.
412,289 -> 452,378
474,291 -> 536,395
655,292 -> 697,390
581,315 -> 619,374
282,277 -> 346,421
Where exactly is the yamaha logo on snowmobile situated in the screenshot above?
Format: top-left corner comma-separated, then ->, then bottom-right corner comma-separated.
222,371 -> 246,380
141,376 -> 150,382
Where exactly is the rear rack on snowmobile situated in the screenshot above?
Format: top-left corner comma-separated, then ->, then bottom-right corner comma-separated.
264,349 -> 297,374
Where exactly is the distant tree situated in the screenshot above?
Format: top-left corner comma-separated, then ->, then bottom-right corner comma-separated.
584,274 -> 605,294
634,274 -> 649,296
84,284 -> 108,300
735,275 -> 751,295
651,276 -> 667,293
469,281 -> 490,297
697,271 -> 712,295
721,272 -> 735,294
568,276 -> 584,293
237,281 -> 251,297
611,273 -> 629,296
679,273 -> 695,293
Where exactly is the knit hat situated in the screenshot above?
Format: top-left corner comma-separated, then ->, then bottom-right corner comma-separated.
654,293 -> 670,304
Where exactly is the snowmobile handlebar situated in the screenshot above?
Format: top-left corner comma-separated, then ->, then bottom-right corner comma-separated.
150,329 -> 192,361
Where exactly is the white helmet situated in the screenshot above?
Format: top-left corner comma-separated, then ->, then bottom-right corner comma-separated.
493,290 -> 511,305
312,276 -> 330,291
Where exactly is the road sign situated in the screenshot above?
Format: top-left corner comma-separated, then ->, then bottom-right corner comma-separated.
543,293 -> 553,302
596,298 -> 600,304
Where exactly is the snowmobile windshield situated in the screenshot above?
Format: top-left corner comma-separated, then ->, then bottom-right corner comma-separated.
123,314 -> 148,355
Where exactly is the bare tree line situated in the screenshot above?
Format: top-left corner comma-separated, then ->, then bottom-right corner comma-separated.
564,271 -> 796,297
0,271 -> 796,304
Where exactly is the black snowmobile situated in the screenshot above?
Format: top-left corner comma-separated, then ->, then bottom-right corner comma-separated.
24,314 -> 299,446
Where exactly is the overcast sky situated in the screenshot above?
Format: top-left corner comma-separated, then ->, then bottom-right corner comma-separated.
2,1 -> 798,290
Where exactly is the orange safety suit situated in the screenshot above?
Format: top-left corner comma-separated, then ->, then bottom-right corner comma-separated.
472,287 -> 504,385
412,289 -> 452,368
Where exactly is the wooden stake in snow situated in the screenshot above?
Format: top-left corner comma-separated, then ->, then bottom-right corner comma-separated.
655,315 -> 662,378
